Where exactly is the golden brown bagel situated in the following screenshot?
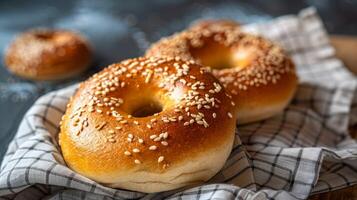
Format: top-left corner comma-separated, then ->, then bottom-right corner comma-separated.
146,21 -> 298,124
59,57 -> 237,193
5,29 -> 92,80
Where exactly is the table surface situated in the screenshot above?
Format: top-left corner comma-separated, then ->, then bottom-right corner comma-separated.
1,0 -> 357,198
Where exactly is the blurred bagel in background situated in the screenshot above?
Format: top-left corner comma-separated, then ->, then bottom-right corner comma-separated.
5,29 -> 92,81
146,20 -> 298,124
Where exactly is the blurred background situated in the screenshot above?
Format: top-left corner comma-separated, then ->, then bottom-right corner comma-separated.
0,0 -> 356,160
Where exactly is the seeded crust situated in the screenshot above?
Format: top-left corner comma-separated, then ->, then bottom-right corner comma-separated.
59,57 -> 237,193
146,20 -> 298,124
5,29 -> 92,80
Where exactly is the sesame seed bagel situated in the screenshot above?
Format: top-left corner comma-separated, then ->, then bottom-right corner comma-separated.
59,57 -> 237,193
5,29 -> 92,80
146,21 -> 298,124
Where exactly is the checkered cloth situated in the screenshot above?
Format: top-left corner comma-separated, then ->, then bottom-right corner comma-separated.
1,7 -> 357,200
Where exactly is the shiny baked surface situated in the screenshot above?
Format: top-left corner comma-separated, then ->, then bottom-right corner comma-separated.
59,57 -> 237,192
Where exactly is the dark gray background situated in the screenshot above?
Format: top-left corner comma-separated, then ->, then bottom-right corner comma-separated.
1,0 -> 356,162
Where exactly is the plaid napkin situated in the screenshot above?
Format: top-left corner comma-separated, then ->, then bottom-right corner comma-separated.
1,7 -> 357,200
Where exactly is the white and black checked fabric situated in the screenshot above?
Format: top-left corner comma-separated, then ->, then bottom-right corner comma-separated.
1,7 -> 357,200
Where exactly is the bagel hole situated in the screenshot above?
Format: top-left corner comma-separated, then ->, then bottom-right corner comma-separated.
205,59 -> 234,69
231,47 -> 257,70
191,43 -> 255,70
202,50 -> 254,70
191,45 -> 234,70
131,100 -> 163,118
34,32 -> 54,40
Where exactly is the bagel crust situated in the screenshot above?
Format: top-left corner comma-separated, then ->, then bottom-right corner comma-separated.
146,21 -> 298,124
59,57 -> 237,193
5,29 -> 92,80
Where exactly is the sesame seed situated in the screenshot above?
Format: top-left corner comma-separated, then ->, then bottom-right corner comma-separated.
124,151 -> 131,156
158,156 -> 164,163
133,148 -> 140,153
95,122 -> 107,130
162,132 -> 169,139
227,112 -> 233,118
161,141 -> 168,146
108,138 -> 116,143
149,145 -> 157,150
134,159 -> 141,164
145,71 -> 152,83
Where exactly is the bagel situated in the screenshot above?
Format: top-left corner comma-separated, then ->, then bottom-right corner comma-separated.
5,29 -> 92,80
146,21 -> 298,124
59,57 -> 237,193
